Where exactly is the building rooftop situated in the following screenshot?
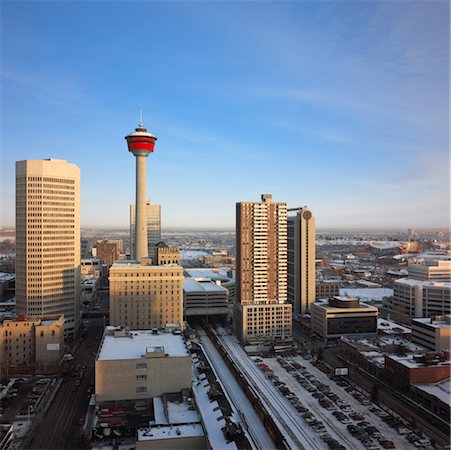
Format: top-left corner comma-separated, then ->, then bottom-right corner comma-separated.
110,260 -> 182,271
97,329 -> 189,361
137,423 -> 204,441
184,268 -> 234,282
412,316 -> 451,329
183,278 -> 228,294
0,273 -> 15,282
378,318 -> 411,335
414,378 -> 451,404
395,278 -> 451,288
386,353 -> 451,369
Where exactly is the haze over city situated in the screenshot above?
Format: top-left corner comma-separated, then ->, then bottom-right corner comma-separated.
1,1 -> 449,229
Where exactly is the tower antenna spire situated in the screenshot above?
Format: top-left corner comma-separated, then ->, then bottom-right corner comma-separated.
139,108 -> 143,128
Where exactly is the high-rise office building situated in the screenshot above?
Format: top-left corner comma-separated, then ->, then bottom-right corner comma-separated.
130,200 -> 161,260
15,159 -> 80,336
235,194 -> 292,346
287,206 -> 316,315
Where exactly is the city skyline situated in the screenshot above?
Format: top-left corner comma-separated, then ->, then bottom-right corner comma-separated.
1,1 -> 449,229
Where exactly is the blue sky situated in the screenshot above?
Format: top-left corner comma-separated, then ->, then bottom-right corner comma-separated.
1,1 -> 449,229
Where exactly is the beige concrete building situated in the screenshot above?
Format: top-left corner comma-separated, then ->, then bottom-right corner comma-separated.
311,296 -> 378,340
411,316 -> 451,352
408,260 -> 451,282
389,278 -> 451,324
0,314 -> 64,374
109,246 -> 183,330
130,201 -> 161,260
287,207 -> 316,315
235,194 -> 292,346
95,327 -> 191,404
15,159 -> 80,336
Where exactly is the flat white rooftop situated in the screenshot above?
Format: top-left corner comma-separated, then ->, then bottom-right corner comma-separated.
185,268 -> 233,281
183,278 -> 228,294
97,330 -> 189,361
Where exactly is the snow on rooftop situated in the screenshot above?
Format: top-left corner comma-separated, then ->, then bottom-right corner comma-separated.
387,354 -> 451,369
414,378 -> 451,404
183,278 -> 227,293
0,273 -> 15,282
340,288 -> 393,302
185,268 -> 233,281
167,399 -> 200,424
412,317 -> 451,329
395,278 -> 451,288
97,331 -> 189,361
137,423 -> 204,441
378,318 -> 411,334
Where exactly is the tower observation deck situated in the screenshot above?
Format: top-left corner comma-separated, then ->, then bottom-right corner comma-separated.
125,115 -> 158,261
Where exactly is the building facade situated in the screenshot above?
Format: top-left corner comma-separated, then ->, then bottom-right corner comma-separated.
0,314 -> 64,374
287,207 -> 316,315
316,280 -> 340,301
411,316 -> 451,352
235,194 -> 292,346
408,260 -> 451,282
389,278 -> 451,324
96,240 -> 122,267
15,159 -> 80,336
109,249 -> 184,330
311,296 -> 378,339
95,327 -> 191,404
130,201 -> 161,260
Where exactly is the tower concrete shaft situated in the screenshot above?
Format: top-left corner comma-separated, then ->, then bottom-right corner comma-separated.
125,117 -> 158,262
135,154 -> 149,260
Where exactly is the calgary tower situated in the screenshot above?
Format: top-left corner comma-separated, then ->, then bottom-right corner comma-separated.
125,112 -> 158,261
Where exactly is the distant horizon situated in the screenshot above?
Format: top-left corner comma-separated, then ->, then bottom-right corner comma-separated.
1,225 -> 450,233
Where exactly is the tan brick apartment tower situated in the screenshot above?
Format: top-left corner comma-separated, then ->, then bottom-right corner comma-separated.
287,206 -> 316,315
235,194 -> 292,346
15,159 -> 80,336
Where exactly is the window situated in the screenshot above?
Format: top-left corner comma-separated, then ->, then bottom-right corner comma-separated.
136,362 -> 147,369
136,374 -> 147,381
136,386 -> 147,393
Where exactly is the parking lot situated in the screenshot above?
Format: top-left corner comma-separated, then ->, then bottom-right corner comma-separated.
255,355 -> 434,450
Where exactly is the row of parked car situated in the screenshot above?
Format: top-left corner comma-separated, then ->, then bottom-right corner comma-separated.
279,356 -> 400,450
312,359 -> 432,449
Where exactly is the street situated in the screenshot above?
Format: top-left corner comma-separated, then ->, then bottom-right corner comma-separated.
26,289 -> 109,449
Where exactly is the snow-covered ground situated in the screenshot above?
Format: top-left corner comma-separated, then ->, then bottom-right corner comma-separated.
218,333 -> 327,450
197,330 -> 275,450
